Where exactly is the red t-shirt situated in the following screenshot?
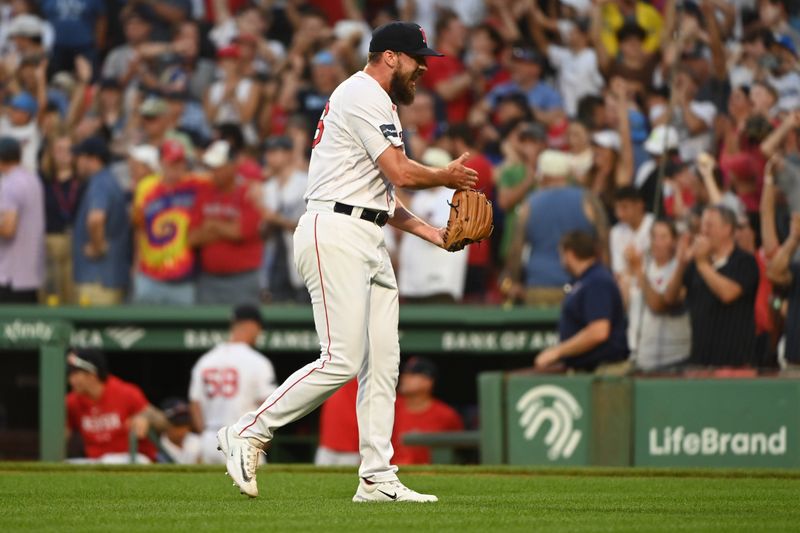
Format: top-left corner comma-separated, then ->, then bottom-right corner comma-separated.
318,378 -> 359,452
754,248 -> 775,335
190,182 -> 263,274
392,396 -> 463,465
66,375 -> 157,461
465,153 -> 495,266
423,56 -> 472,124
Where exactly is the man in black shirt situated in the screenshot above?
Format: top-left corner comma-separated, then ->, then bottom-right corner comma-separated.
766,213 -> 800,371
664,205 -> 759,366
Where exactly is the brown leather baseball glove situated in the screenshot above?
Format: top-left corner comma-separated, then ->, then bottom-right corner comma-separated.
442,189 -> 494,252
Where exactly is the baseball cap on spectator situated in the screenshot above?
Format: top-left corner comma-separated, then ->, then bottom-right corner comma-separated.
217,44 -> 241,60
72,136 -> 110,163
8,14 -> 43,38
519,122 -> 547,142
775,34 -> 798,57
644,125 -> 680,155
592,130 -> 621,151
66,348 -> 108,380
202,140 -> 234,168
311,50 -> 336,67
263,135 -> 293,151
231,304 -> 265,327
8,92 -> 38,116
537,149 -> 571,178
0,137 -> 21,163
421,147 -> 452,168
369,21 -> 443,57
160,398 -> 191,426
402,356 -> 438,380
130,144 -> 160,173
160,139 -> 186,164
511,46 -> 545,65
616,21 -> 646,43
140,97 -> 168,117
99,77 -> 121,91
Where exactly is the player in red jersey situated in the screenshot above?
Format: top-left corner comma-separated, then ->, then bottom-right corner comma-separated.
66,349 -> 167,463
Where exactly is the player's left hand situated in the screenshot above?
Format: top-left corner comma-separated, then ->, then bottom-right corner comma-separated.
534,347 -> 562,369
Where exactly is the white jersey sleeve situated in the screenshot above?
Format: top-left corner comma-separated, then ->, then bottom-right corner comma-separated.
304,71 -> 402,214
188,361 -> 203,402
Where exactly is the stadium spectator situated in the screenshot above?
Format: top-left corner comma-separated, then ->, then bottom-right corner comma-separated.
594,21 -> 658,98
623,220 -> 691,371
41,0 -> 107,74
767,212 -> 800,371
0,136 -> 44,303
593,0 -> 662,59
663,205 -> 759,367
4,11 -> 53,56
534,230 -> 630,374
479,46 -> 563,128
610,186 -> 654,278
131,140 -> 203,305
189,304 -> 276,464
423,9 -> 472,124
66,348 -> 167,464
393,357 -> 463,465
158,398 -> 202,465
41,129 -> 84,305
398,148 -> 468,303
529,7 -> 603,118
315,378 -> 360,466
204,44 -> 260,145
100,6 -> 153,88
505,150 -> 608,306
260,135 -> 308,303
72,136 -> 130,305
0,91 -> 41,172
189,140 -> 263,305
495,121 -> 545,262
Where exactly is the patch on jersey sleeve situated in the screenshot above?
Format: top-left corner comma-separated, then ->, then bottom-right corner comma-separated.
380,124 -> 399,139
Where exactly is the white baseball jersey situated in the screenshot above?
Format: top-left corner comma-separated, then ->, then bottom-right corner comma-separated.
188,342 -> 277,432
304,71 -> 404,215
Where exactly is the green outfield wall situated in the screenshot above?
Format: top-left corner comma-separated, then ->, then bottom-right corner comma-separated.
480,374 -> 800,468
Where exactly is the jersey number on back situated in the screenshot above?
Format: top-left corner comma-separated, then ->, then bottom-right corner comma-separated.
311,101 -> 330,149
202,368 -> 239,398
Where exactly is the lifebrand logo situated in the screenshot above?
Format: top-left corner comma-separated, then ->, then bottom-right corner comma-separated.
649,426 -> 787,456
516,385 -> 583,460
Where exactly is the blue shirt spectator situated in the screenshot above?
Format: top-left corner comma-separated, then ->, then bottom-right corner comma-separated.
72,138 -> 130,304
41,0 -> 106,48
487,81 -> 563,113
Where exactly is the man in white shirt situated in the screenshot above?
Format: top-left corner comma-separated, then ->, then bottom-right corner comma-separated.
217,21 -> 477,502
0,92 -> 41,173
610,186 -> 654,277
189,305 -> 276,464
398,148 -> 468,302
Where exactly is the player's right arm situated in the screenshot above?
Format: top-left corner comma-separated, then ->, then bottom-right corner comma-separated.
376,146 -> 478,190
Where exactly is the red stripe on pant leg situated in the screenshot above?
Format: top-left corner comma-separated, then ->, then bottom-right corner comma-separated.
238,214 -> 332,437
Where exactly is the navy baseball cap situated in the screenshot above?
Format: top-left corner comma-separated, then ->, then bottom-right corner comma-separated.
369,21 -> 443,57
402,356 -> 438,379
231,304 -> 265,327
72,136 -> 110,163
66,348 -> 108,378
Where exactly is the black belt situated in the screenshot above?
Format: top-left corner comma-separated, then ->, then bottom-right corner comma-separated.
333,202 -> 389,227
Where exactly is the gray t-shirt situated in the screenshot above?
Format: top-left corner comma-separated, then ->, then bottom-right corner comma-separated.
0,166 -> 45,290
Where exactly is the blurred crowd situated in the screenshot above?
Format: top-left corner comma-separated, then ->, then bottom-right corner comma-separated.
0,0 -> 798,369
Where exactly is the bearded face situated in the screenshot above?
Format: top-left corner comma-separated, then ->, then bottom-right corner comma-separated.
389,54 -> 425,105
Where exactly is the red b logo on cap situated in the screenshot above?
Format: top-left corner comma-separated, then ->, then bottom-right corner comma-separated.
420,27 -> 427,45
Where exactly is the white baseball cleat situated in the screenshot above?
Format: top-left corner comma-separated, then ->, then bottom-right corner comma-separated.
352,478 -> 439,503
216,426 -> 262,498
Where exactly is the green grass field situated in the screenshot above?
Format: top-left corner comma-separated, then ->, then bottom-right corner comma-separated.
1,463 -> 799,532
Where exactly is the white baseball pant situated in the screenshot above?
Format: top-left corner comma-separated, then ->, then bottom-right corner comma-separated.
233,202 -> 400,482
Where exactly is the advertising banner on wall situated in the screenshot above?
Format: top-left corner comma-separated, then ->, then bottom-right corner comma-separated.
634,379 -> 800,468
